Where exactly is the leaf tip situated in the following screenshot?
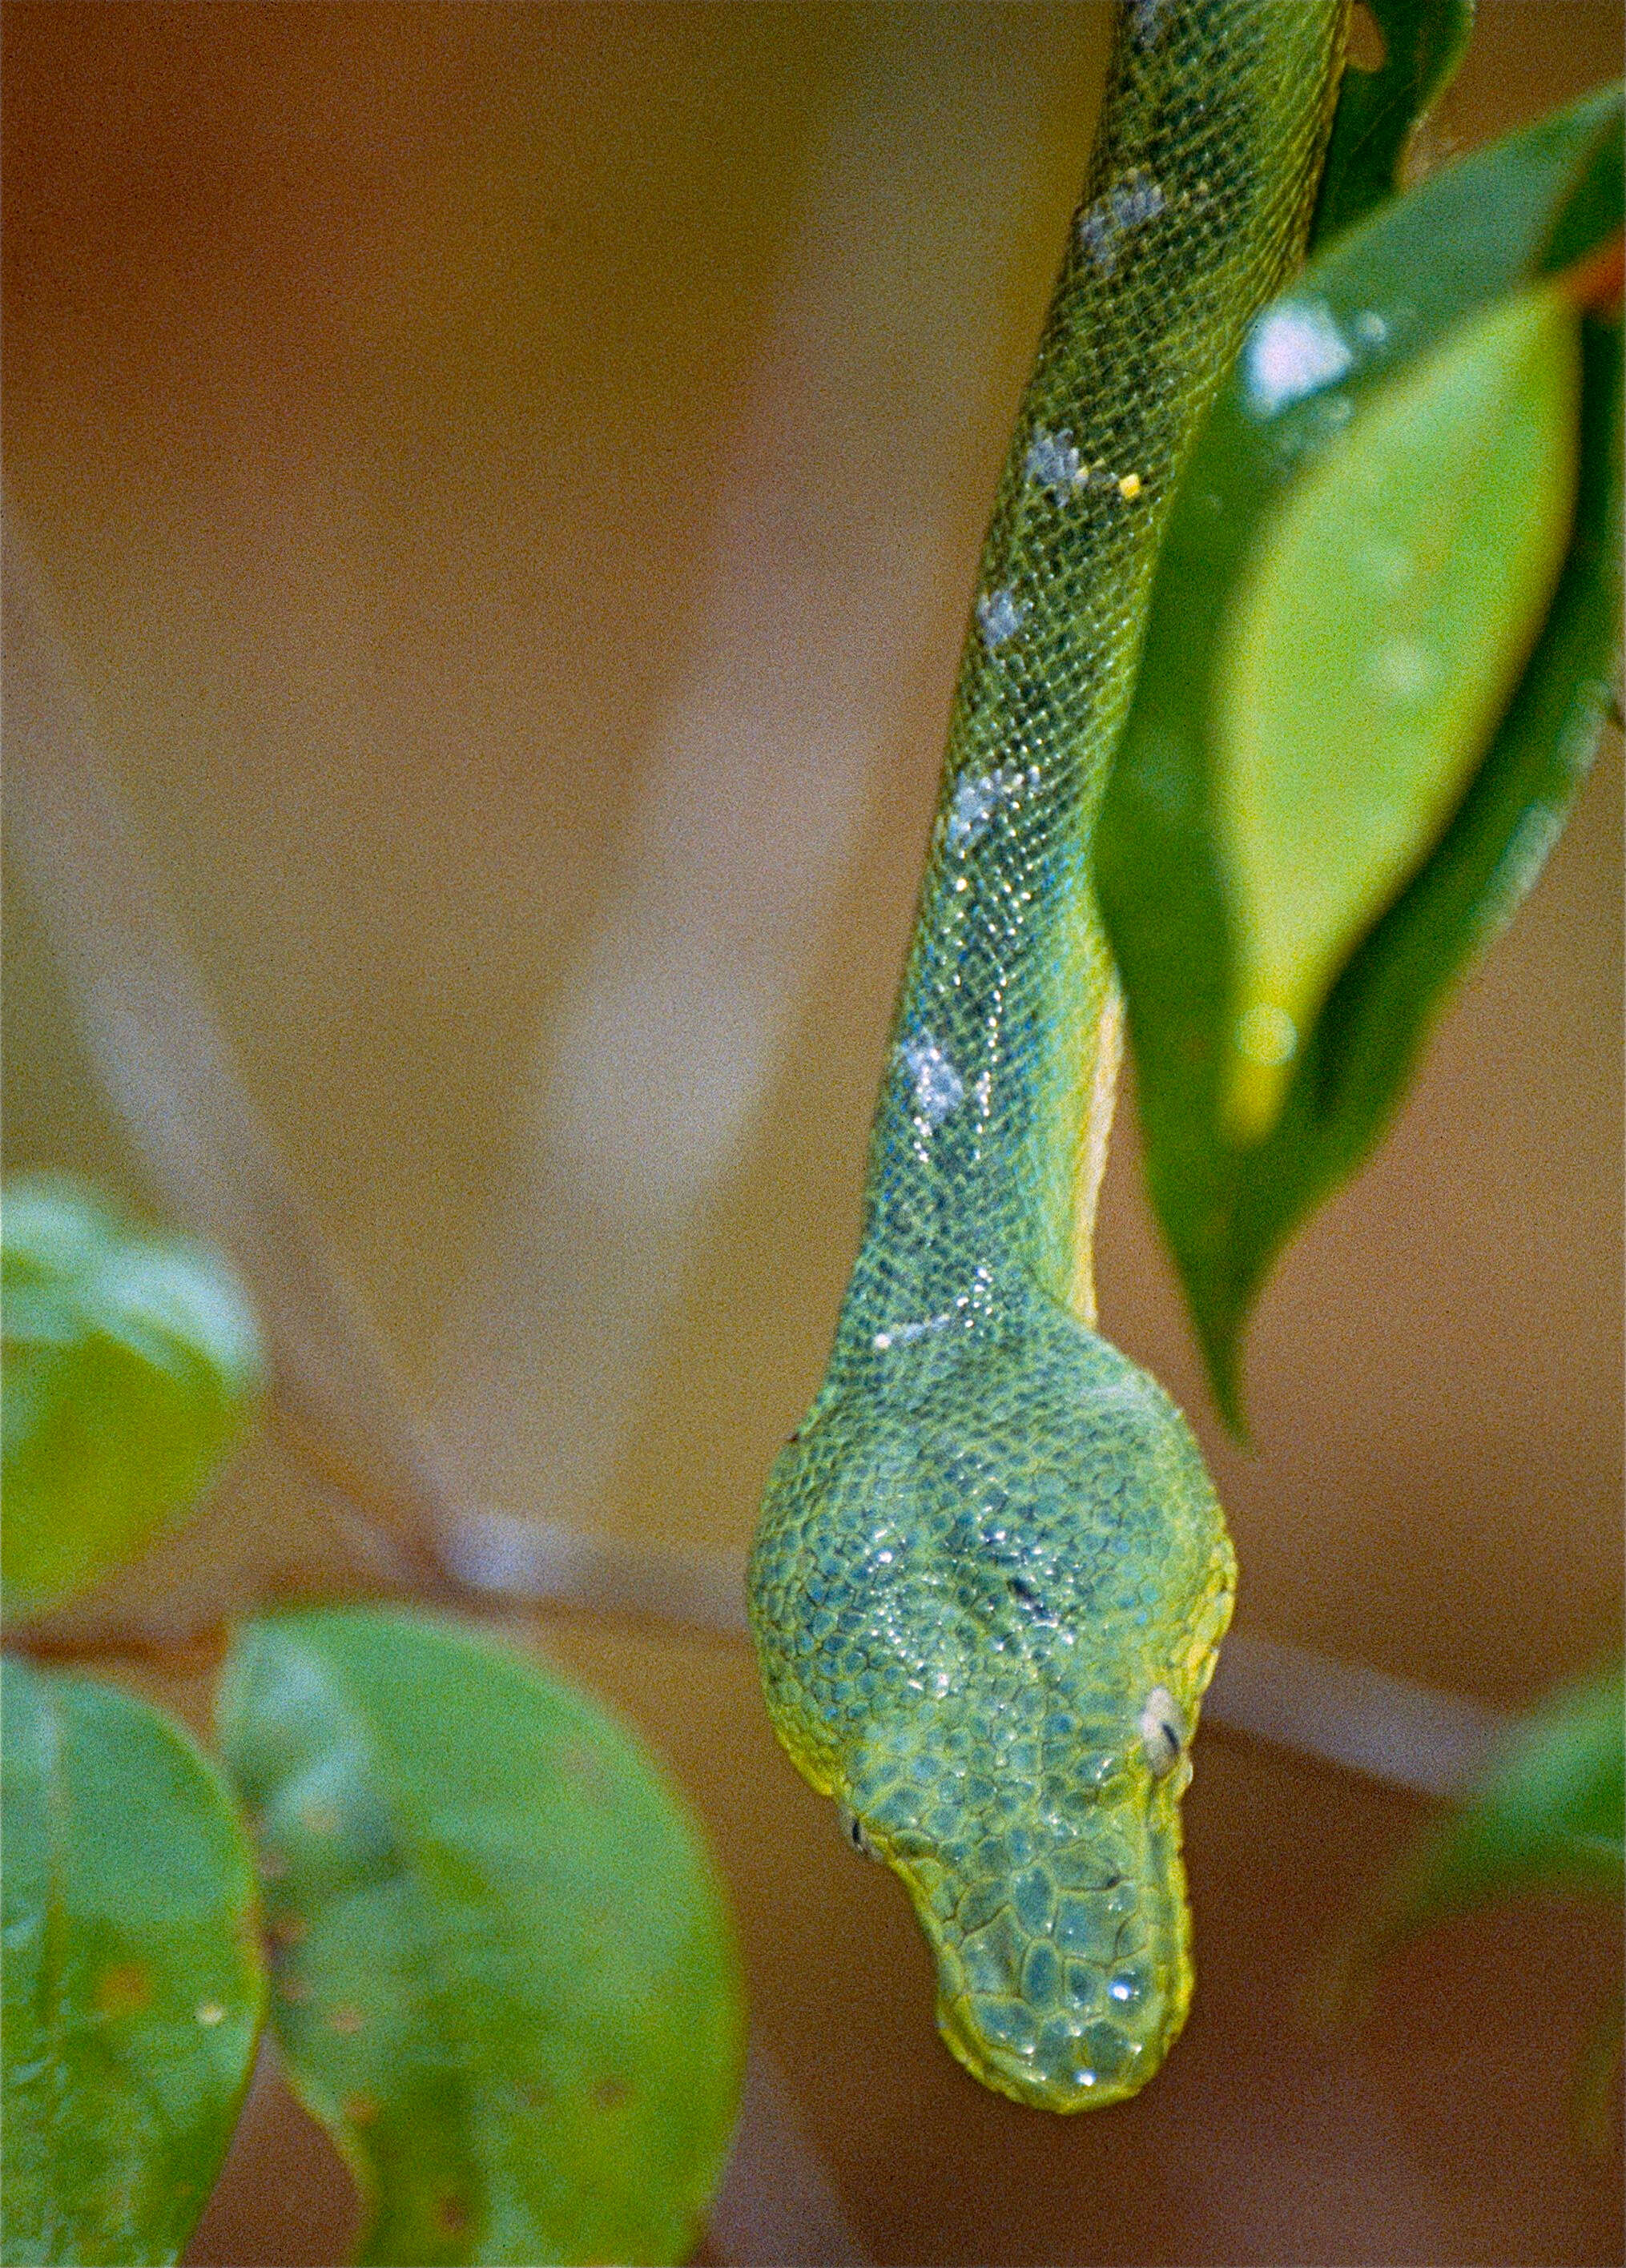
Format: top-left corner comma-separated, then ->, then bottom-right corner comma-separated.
1189,1286 -> 1254,1443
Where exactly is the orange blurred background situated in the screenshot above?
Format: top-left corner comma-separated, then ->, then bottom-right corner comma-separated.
4,6 -> 1620,2262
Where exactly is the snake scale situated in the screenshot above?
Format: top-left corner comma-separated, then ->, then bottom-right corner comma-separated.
748,0 -> 1347,2111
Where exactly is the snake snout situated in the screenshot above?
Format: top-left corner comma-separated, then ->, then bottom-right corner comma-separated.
935,1879 -> 1187,2107
878,1795 -> 1193,2114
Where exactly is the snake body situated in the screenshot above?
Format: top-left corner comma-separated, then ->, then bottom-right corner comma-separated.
748,1 -> 1346,2111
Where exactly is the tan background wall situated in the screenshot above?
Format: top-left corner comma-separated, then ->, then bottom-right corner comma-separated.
4,6 -> 1620,2262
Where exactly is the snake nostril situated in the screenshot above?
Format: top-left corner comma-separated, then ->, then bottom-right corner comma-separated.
836,1803 -> 877,1860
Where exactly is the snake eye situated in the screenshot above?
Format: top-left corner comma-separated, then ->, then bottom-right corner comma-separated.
837,1804 -> 876,1860
1138,1686 -> 1187,1777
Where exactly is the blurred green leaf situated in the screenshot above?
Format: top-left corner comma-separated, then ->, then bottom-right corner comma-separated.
1096,82 -> 1624,1428
1538,99 -> 1626,278
1573,1981 -> 1624,2157
2,1177 -> 265,1617
1,1656 -> 265,2267
1351,1658 -> 1623,1971
1216,281 -> 1581,1140
216,1608 -> 744,2268
1310,0 -> 1475,251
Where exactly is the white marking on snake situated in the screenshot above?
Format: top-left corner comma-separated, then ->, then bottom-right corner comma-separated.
874,1263 -> 995,1350
947,764 -> 1032,846
976,589 -> 1028,650
1077,171 -> 1166,274
1025,428 -> 1085,498
900,1031 -> 964,1127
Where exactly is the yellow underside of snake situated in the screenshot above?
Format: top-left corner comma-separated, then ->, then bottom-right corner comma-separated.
748,0 -> 1349,2112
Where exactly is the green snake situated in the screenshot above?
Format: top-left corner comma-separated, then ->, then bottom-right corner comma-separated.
748,0 -> 1347,2112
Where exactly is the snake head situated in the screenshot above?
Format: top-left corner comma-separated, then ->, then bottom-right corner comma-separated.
748,1297 -> 1233,2111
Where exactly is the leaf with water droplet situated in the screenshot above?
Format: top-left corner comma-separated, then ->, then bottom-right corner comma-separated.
216,1608 -> 744,2267
1217,281 -> 1581,1140
1097,79 -> 1623,1429
2,1178 -> 265,1618
1,1657 -> 266,2266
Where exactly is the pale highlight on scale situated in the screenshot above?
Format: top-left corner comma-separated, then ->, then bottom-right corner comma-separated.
750,0 -> 1348,2112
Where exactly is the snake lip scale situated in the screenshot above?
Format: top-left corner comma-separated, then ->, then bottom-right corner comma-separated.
749,0 -> 1346,2112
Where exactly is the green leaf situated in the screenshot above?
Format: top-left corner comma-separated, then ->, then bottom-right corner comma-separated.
1,1656 -> 266,2267
216,1608 -> 745,2268
1349,1658 -> 1623,1975
1310,0 -> 1475,252
2,1178 -> 265,1617
1096,82 -> 1624,1428
1216,280 -> 1581,1140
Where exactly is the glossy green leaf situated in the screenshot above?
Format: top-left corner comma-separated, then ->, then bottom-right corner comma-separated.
1342,1659 -> 1622,1991
1310,0 -> 1475,251
1096,82 -> 1624,1428
216,1608 -> 744,2268
2,1178 -> 265,1617
1,1657 -> 266,2266
1216,281 -> 1581,1140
